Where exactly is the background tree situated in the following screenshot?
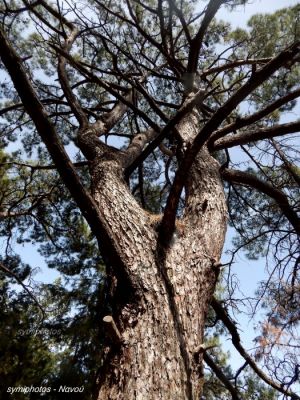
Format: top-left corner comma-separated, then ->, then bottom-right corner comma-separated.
0,0 -> 299,399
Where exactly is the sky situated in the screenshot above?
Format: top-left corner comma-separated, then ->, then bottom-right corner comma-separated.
212,0 -> 300,371
218,0 -> 299,26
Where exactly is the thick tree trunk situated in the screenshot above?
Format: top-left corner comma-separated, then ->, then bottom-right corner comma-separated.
93,110 -> 227,399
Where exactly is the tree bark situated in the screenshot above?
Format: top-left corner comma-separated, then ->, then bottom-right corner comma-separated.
92,107 -> 228,399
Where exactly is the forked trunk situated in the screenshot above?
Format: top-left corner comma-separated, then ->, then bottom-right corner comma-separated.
93,112 -> 227,399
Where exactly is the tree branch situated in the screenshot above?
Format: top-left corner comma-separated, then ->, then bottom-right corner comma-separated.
212,121 -> 300,150
122,129 -> 157,168
22,0 -> 63,36
49,43 -> 161,133
39,0 -> 74,30
96,90 -> 134,135
57,25 -> 88,128
95,0 -> 183,76
186,0 -> 224,88
209,87 -> 300,144
211,297 -> 300,399
0,261 -> 45,320
271,139 -> 300,187
0,27 -> 136,289
0,160 -> 87,170
200,57 -> 271,78
221,168 -> 300,235
124,88 -> 208,178
167,0 -> 192,43
2,0 -> 40,13
203,351 -> 241,400
125,0 -> 184,76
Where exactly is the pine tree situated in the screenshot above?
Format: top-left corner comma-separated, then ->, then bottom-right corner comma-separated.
0,1 -> 299,398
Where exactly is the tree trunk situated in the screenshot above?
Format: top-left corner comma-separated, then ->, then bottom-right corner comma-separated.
93,109 -> 228,399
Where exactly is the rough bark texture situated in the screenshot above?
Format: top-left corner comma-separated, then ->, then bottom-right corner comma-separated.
93,107 -> 228,400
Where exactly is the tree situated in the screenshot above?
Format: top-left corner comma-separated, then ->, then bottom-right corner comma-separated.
0,0 -> 299,399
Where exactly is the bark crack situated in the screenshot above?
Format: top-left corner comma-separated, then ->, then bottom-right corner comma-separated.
155,242 -> 193,400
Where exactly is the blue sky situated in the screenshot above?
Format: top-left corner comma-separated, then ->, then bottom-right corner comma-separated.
213,0 -> 300,372
218,0 -> 300,27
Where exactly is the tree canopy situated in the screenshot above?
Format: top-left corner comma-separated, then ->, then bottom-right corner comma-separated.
0,1 -> 299,399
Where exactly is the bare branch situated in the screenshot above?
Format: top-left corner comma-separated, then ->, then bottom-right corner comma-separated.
209,87 -> 300,144
22,0 -> 63,36
271,139 -> 300,187
93,90 -> 135,136
222,168 -> 300,235
211,297 -> 300,399
122,129 -> 157,168
186,0 -> 224,89
39,0 -> 74,29
103,315 -> 123,345
0,160 -> 87,170
57,24 -> 88,128
167,0 -> 192,43
203,351 -> 241,400
200,57 -> 271,78
213,121 -> 300,150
